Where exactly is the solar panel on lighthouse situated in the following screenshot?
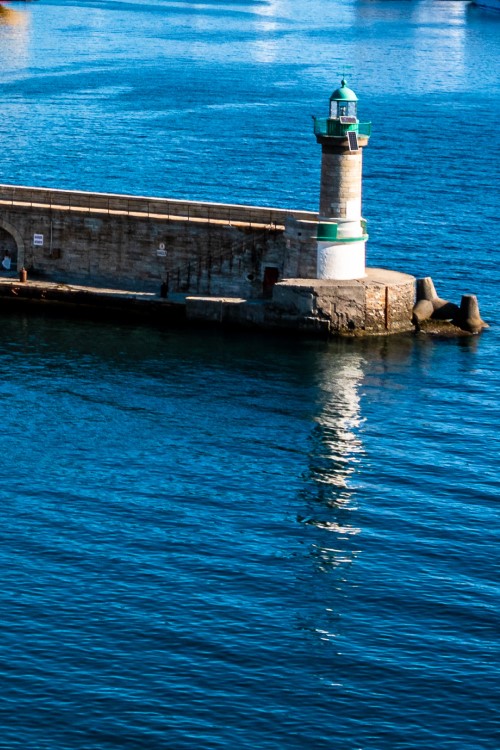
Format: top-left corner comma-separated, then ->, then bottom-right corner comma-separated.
347,131 -> 359,151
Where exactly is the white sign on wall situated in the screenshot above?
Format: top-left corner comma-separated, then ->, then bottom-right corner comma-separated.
33,234 -> 44,246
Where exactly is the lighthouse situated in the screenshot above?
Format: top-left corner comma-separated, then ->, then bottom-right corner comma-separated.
313,79 -> 371,280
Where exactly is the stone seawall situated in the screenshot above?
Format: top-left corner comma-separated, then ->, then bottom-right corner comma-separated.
0,184 -> 417,337
0,184 -> 318,296
0,270 -> 416,338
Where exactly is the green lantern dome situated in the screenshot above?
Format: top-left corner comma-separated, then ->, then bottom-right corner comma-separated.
330,78 -> 358,102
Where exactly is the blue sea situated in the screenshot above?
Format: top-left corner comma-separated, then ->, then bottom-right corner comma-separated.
0,1 -> 499,748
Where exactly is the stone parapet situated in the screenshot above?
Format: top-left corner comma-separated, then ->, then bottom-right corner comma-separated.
0,183 -> 317,226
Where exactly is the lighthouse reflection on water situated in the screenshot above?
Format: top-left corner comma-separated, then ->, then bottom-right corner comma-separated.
298,336 -> 416,651
301,348 -> 365,581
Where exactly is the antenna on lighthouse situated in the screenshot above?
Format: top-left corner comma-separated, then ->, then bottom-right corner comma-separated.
336,64 -> 354,79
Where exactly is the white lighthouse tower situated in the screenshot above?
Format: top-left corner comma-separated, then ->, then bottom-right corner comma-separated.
313,79 -> 371,280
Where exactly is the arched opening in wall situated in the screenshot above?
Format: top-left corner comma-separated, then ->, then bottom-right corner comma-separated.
0,227 -> 19,275
262,266 -> 279,298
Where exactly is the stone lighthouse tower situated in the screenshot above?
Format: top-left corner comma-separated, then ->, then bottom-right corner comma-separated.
313,79 -> 371,280
272,79 -> 415,336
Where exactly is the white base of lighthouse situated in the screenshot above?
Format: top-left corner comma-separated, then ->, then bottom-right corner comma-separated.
317,239 -> 366,280
316,220 -> 367,280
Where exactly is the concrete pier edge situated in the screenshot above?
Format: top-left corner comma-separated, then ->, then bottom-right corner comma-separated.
0,266 -> 418,338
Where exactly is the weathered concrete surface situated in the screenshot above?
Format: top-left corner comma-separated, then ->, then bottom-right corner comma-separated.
0,269 -> 416,338
186,297 -> 266,327
412,276 -> 488,334
181,269 -> 416,337
269,268 -> 416,335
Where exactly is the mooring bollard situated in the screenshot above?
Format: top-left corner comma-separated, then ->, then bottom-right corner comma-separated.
19,268 -> 28,283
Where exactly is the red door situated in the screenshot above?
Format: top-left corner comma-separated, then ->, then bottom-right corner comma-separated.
262,266 -> 279,297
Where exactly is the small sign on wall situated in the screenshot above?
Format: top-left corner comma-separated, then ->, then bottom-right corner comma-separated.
33,233 -> 44,246
157,243 -> 167,257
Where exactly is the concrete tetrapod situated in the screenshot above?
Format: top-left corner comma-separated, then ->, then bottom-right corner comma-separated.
459,295 -> 487,334
412,277 -> 487,334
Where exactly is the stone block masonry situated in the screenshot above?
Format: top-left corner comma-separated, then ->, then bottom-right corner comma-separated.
0,184 -> 417,337
319,146 -> 364,219
0,184 -> 318,298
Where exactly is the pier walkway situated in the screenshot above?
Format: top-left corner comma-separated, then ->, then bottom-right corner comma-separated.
0,275 -> 183,323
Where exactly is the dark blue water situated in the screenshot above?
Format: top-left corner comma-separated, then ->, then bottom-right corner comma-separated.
0,1 -> 499,748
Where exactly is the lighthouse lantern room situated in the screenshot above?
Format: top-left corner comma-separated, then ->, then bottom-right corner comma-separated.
329,78 -> 358,119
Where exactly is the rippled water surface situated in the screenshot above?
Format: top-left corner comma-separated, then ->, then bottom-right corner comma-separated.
0,1 -> 499,748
